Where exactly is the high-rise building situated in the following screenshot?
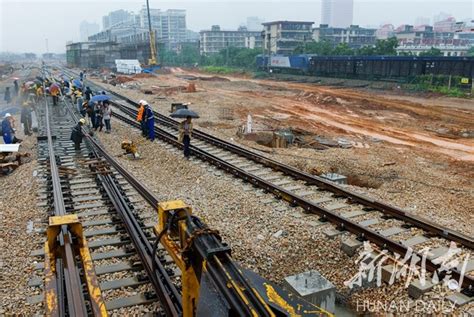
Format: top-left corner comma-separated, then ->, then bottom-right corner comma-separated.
80,21 -> 100,42
263,21 -> 313,55
321,0 -> 353,28
137,8 -> 186,50
246,17 -> 264,31
199,25 -> 262,54
102,9 -> 134,30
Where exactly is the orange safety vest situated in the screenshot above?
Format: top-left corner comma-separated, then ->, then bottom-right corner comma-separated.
137,105 -> 145,122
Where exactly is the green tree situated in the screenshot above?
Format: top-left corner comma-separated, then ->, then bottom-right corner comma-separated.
418,47 -> 444,57
293,40 -> 334,55
466,46 -> 474,57
374,37 -> 398,55
332,43 -> 354,55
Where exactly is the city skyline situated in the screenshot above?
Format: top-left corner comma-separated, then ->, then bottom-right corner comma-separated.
1,0 -> 473,53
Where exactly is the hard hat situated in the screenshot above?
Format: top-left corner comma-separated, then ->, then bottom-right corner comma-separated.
138,99 -> 148,105
4,113 -> 11,118
79,118 -> 86,124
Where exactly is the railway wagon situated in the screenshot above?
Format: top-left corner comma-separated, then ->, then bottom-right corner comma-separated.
308,56 -> 474,79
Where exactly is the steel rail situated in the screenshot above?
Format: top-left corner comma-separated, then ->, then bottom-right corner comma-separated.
60,67 -> 473,288
41,65 -> 88,316
116,100 -> 474,250
110,109 -> 474,290
64,103 -> 182,317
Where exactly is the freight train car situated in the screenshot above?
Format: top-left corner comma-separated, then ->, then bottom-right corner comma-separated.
256,55 -> 474,80
309,56 -> 474,79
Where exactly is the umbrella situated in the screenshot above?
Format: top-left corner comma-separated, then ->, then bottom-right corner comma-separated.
12,77 -> 19,80
72,79 -> 82,88
25,81 -> 35,88
36,76 -> 44,82
170,108 -> 199,119
90,95 -> 110,103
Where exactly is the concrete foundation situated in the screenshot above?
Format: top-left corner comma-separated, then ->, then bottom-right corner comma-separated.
283,270 -> 336,313
341,238 -> 363,257
321,173 -> 347,185
408,279 -> 437,299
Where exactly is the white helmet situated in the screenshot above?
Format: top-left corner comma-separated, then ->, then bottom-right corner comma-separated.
138,99 -> 148,106
4,113 -> 11,118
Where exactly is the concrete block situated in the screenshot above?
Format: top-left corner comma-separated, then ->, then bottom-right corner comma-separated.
358,218 -> 379,227
381,265 -> 395,284
323,228 -> 343,239
407,279 -> 436,299
401,236 -> 429,248
341,238 -> 363,257
456,259 -> 474,273
283,270 -> 336,313
446,293 -> 473,307
321,173 -> 347,185
379,226 -> 407,237
312,197 -> 332,204
341,210 -> 366,218
426,246 -> 449,261
326,203 -> 348,211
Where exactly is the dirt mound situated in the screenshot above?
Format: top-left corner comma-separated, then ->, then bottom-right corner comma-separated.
116,75 -> 135,84
133,73 -> 154,79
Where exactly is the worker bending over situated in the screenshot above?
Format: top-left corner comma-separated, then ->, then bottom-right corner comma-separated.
70,118 -> 86,151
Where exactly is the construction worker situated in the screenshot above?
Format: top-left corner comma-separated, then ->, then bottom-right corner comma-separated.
103,101 -> 112,133
137,100 -> 146,137
144,103 -> 155,141
36,85 -> 43,102
178,116 -> 193,158
4,87 -> 11,105
70,118 -> 86,151
20,101 -> 33,136
2,113 -> 14,144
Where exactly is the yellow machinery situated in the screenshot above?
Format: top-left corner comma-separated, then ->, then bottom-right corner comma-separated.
154,200 -> 333,317
44,215 -> 107,316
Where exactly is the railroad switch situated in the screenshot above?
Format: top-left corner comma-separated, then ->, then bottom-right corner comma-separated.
44,215 -> 107,316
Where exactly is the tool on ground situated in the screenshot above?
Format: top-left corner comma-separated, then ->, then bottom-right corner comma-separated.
121,140 -> 140,158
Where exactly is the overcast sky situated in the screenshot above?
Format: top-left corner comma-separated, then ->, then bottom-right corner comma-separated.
0,0 -> 472,53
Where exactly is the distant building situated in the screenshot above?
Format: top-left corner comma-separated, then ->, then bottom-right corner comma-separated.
434,17 -> 457,32
246,17 -> 264,31
454,20 -> 474,45
415,17 -> 430,26
80,21 -> 100,42
66,42 -> 121,68
321,0 -> 354,28
263,21 -> 313,55
394,25 -> 434,43
396,44 -> 470,57
199,25 -> 262,55
186,29 -> 200,42
102,9 -> 134,30
137,8 -> 187,50
91,8 -> 187,52
313,24 -> 377,49
433,12 -> 451,23
375,24 -> 395,39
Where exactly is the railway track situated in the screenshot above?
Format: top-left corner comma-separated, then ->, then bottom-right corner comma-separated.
59,67 -> 474,295
28,73 -> 182,315
26,66 -> 332,316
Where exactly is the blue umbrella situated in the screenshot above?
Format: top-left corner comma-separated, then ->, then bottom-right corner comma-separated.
90,95 -> 110,103
72,79 -> 82,88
